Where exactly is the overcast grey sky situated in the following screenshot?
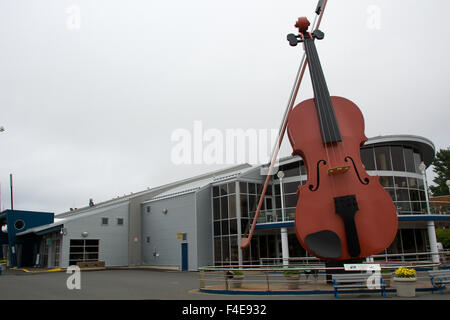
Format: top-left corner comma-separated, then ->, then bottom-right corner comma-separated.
1,0 -> 449,214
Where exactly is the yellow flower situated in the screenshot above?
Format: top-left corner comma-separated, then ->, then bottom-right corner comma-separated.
394,267 -> 416,278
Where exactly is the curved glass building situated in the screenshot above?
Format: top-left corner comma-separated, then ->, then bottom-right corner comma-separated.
212,134 -> 447,265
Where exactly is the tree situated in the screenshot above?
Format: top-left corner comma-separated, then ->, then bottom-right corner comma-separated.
429,148 -> 450,197
436,228 -> 450,248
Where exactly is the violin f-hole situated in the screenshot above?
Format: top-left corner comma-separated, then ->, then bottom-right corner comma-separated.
345,156 -> 370,186
308,160 -> 327,192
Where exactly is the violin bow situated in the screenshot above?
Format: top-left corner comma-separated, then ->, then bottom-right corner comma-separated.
240,0 -> 329,249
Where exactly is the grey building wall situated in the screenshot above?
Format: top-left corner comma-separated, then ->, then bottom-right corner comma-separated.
142,193 -> 197,270
60,201 -> 129,268
128,164 -> 251,266
195,186 -> 213,268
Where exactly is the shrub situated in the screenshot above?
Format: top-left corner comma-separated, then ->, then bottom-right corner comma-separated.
436,228 -> 450,248
283,269 -> 301,275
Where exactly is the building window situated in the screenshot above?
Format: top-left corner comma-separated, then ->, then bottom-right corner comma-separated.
213,197 -> 220,220
361,148 -> 376,170
146,206 -> 151,213
390,146 -> 406,171
228,194 -> 237,218
379,176 -> 394,188
403,147 -> 416,173
69,239 -> 99,266
101,217 -> 108,225
220,196 -> 228,219
117,218 -> 124,225
53,239 -> 60,267
14,220 -> 25,231
375,146 -> 392,171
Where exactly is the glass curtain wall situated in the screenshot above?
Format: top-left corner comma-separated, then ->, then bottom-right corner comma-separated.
212,182 -> 239,266
360,145 -> 426,215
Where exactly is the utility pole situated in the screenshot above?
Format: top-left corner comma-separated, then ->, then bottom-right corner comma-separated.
10,174 -> 13,210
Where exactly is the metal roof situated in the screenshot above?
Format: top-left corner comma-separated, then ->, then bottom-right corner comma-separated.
144,166 -> 253,203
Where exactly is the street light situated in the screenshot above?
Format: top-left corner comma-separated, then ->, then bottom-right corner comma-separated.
277,170 -> 285,221
419,161 -> 440,264
277,170 -> 289,267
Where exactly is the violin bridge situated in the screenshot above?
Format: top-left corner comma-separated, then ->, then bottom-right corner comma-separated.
328,166 -> 350,176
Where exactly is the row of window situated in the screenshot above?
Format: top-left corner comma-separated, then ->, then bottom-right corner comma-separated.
380,175 -> 424,190
101,217 -> 124,226
213,181 -> 303,220
69,239 -> 99,266
361,145 -> 423,173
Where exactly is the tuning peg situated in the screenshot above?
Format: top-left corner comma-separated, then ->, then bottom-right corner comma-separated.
312,29 -> 325,40
287,33 -> 300,47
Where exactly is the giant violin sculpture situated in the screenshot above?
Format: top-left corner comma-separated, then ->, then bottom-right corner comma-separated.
286,17 -> 398,261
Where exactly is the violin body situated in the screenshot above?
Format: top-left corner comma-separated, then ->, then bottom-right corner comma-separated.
287,96 -> 398,261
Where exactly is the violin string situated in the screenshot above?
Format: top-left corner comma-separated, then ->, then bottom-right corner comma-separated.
306,38 -> 333,162
311,0 -> 343,172
312,35 -> 346,201
307,35 -> 339,200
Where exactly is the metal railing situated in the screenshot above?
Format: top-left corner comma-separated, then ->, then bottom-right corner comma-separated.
395,201 -> 450,215
198,260 -> 442,293
251,202 -> 450,225
258,251 -> 449,267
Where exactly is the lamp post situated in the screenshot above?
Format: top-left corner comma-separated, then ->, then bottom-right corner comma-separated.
277,171 -> 289,267
277,171 -> 286,221
419,162 -> 439,264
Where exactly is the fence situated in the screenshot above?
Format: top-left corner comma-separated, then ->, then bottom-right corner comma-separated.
198,262 -> 440,293
200,251 -> 449,293
259,250 -> 449,266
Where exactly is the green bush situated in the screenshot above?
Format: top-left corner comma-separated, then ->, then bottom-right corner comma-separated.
436,228 -> 450,248
232,270 -> 243,276
283,269 -> 301,275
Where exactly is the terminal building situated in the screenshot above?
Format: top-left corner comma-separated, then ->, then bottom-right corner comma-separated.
1,135 -> 449,270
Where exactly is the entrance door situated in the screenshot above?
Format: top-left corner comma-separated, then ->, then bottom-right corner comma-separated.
181,243 -> 188,271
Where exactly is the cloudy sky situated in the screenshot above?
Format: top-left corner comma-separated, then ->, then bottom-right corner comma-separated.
1,0 -> 449,214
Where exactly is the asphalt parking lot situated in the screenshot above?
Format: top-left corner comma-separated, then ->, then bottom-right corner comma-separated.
0,269 -> 449,301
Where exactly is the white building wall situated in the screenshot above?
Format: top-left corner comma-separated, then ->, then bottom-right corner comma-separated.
60,201 -> 129,268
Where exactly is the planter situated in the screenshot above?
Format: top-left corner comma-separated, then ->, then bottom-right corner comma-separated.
285,275 -> 300,290
394,277 -> 417,297
230,275 -> 244,289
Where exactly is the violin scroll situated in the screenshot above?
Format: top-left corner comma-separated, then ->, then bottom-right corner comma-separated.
295,17 -> 311,33
287,17 -> 325,47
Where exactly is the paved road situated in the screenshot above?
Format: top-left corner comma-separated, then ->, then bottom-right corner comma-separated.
0,269 -> 449,300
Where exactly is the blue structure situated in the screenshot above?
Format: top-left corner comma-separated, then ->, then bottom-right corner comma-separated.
0,210 -> 54,267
